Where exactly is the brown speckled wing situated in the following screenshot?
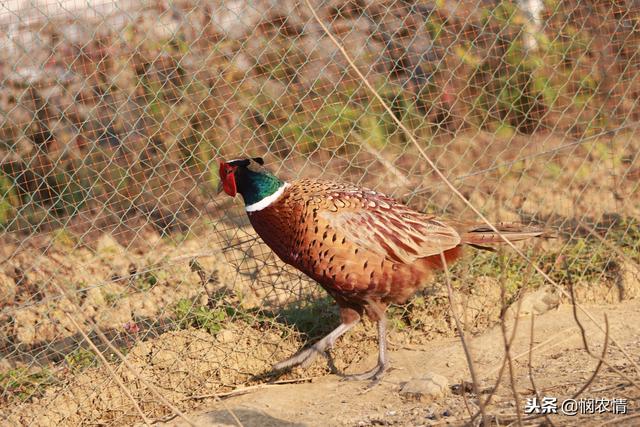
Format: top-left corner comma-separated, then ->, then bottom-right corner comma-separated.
314,188 -> 461,264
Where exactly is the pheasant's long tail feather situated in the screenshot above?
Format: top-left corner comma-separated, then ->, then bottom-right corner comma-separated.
458,222 -> 547,246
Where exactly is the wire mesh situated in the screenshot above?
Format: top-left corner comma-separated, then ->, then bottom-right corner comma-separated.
0,0 -> 639,425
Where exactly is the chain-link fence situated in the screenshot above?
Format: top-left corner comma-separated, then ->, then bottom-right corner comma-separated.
1,0 -> 639,425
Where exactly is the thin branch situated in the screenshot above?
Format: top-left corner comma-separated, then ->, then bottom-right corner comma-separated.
499,284 -> 522,426
565,261 -> 640,392
527,315 -> 556,427
488,328 -> 574,378
183,377 -> 315,401
469,293 -> 526,425
49,282 -> 203,427
439,252 -> 488,426
89,326 -> 209,427
570,314 -> 609,400
64,313 -> 151,427
567,263 -> 612,399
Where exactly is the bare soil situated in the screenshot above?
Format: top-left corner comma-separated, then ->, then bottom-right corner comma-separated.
160,299 -> 640,427
3,271 -> 638,426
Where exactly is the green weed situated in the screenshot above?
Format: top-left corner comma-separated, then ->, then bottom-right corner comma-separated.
64,347 -> 97,372
103,291 -> 126,306
0,172 -> 18,227
276,297 -> 339,339
173,298 -> 228,335
0,367 -> 56,402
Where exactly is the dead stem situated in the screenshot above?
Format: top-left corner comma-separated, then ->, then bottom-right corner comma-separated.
64,313 -> 151,427
50,282 -> 207,427
439,252 -> 489,426
499,284 -> 523,426
565,260 -> 639,393
183,377 -> 315,401
527,315 -> 556,427
568,271 -> 610,400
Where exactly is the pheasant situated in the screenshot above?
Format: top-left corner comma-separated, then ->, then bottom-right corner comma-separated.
218,157 -> 545,380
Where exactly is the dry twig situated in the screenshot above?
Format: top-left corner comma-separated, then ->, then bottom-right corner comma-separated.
439,252 -> 489,425
64,313 -> 151,427
48,282 -> 207,427
527,315 -> 556,427
499,285 -> 523,426
182,377 -> 315,401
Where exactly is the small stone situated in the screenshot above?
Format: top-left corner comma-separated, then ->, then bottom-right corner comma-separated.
621,261 -> 640,300
0,272 -> 16,306
217,329 -> 236,343
399,372 -> 449,402
506,286 -> 560,319
96,234 -> 125,257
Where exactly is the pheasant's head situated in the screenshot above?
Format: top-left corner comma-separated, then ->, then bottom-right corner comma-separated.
218,157 -> 285,210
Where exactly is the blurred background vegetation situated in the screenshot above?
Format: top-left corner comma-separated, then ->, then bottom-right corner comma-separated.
0,0 -> 638,241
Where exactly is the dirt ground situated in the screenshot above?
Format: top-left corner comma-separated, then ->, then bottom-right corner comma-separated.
4,265 -> 637,426
160,299 -> 640,427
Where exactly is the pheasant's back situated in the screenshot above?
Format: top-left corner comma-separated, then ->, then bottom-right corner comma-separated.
247,179 -> 462,309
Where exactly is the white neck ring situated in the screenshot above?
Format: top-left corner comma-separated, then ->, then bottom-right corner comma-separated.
245,182 -> 289,212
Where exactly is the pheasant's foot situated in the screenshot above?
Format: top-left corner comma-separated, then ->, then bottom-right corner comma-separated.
341,316 -> 389,384
342,361 -> 389,382
273,321 -> 358,372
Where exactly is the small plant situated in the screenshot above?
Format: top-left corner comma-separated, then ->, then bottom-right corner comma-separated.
64,347 -> 97,372
51,228 -> 77,248
131,271 -> 159,292
0,172 -> 18,228
0,367 -> 56,403
103,291 -> 125,306
276,297 -> 339,339
173,298 -> 228,335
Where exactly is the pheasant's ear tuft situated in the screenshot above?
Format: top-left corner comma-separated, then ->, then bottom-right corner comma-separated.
227,158 -> 250,167
252,157 -> 265,165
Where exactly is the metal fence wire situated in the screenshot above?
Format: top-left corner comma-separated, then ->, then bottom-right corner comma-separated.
1,0 -> 639,425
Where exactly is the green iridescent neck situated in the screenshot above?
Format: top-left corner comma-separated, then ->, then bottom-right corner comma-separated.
236,169 -> 284,207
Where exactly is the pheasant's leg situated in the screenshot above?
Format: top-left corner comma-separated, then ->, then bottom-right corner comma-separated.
273,319 -> 360,371
343,316 -> 389,381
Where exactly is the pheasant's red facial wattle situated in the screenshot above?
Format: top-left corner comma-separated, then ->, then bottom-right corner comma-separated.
218,161 -> 237,197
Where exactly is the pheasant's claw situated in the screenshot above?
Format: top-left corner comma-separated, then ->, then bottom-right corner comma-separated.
341,361 -> 388,382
